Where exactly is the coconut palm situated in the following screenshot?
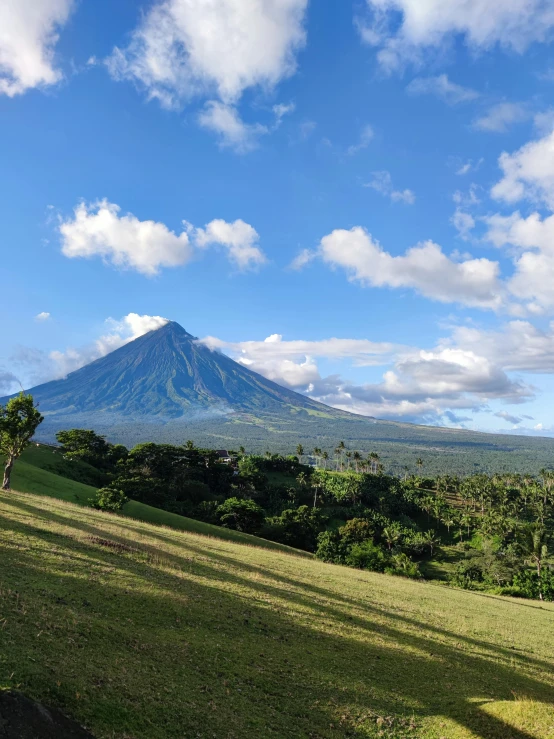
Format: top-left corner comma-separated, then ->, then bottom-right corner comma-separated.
322,451 -> 329,469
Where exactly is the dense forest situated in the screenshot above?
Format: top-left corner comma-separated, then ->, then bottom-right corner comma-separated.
56,429 -> 554,602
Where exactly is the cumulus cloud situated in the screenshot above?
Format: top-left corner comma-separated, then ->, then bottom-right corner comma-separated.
317,226 -> 503,309
35,312 -> 51,322
406,74 -> 479,104
358,0 -> 554,73
107,0 -> 307,108
201,330 -> 533,422
450,320 -> 554,374
473,102 -> 528,133
59,200 -> 266,275
0,0 -> 73,97
347,124 -> 375,155
193,219 -> 266,270
365,171 -> 415,204
491,129 -> 554,208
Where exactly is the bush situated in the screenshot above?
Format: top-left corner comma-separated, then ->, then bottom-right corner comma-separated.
92,487 -> 128,512
315,530 -> 347,564
345,540 -> 388,572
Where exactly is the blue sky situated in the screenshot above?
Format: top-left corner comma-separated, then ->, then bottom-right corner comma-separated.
3,0 -> 554,434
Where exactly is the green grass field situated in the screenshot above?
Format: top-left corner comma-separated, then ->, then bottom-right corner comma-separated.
10,451 -> 308,556
1,489 -> 553,738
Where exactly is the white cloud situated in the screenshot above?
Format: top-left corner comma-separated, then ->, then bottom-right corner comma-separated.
365,171 -> 415,204
193,219 -> 266,270
273,101 -> 295,126
107,0 -> 308,108
35,312 -> 51,322
0,0 -> 73,97
451,209 -> 475,240
485,211 -> 554,310
201,330 -> 532,422
59,200 -> 266,275
406,74 -> 479,104
289,248 -> 317,270
60,200 -> 194,276
491,129 -> 554,208
318,226 -> 503,309
198,101 -> 268,152
473,102 -> 528,133
347,124 -> 375,155
358,0 -> 554,73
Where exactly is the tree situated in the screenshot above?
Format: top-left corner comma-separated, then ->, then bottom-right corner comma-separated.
296,444 -> 304,462
382,525 -> 401,551
353,451 -> 361,473
216,497 -> 265,534
0,394 -> 43,491
322,451 -> 329,469
519,525 -> 550,601
416,458 -> 424,475
56,428 -> 111,468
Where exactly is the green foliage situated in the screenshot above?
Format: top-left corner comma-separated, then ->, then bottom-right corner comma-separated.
56,429 -> 115,470
216,497 -> 266,534
262,505 -> 323,550
0,393 -> 43,490
92,487 -> 128,512
346,540 -> 388,572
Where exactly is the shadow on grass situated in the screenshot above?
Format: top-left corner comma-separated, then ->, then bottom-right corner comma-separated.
1,495 -> 553,738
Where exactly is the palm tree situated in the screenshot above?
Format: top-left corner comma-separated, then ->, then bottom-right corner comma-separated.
185,440 -> 195,450
313,447 -> 322,468
239,445 -> 246,457
382,526 -> 401,551
296,444 -> 304,462
353,451 -> 361,473
322,451 -> 329,469
345,451 -> 352,470
338,441 -> 346,471
520,524 -> 550,600
423,530 -> 439,557
416,457 -> 424,475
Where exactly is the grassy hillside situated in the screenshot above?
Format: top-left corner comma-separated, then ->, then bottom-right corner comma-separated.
1,491 -> 553,738
10,453 -> 307,556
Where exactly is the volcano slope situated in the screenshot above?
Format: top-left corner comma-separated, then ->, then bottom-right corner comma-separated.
1,490 -> 553,739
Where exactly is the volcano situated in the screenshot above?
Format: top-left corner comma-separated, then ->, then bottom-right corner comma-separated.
5,320 -> 554,476
9,321 -> 347,423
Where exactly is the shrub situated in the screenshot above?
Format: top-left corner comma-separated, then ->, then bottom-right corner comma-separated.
92,487 -> 128,512
345,540 -> 388,572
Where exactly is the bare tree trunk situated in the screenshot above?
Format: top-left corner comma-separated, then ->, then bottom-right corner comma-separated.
2,457 -> 14,491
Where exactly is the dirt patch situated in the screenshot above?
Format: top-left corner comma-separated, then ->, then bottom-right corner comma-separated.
0,691 -> 94,738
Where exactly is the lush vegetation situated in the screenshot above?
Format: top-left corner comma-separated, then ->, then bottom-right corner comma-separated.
44,429 -> 554,603
11,447 -> 309,556
1,489 -> 553,738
